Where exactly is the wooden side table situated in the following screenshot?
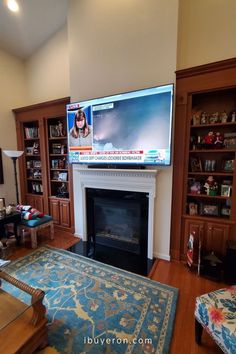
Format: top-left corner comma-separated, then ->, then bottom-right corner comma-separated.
0,270 -> 48,354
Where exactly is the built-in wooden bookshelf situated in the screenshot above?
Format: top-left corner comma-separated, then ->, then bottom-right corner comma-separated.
13,97 -> 74,232
171,58 -> 236,262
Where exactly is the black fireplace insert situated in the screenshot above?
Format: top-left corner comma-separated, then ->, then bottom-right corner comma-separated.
83,188 -> 151,275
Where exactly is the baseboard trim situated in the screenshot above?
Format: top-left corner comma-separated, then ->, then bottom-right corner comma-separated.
154,252 -> 170,261
73,233 -> 80,238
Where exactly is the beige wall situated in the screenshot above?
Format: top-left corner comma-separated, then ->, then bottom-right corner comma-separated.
68,0 -> 178,100
68,0 -> 178,259
25,26 -> 70,104
0,26 -> 70,204
177,0 -> 236,69
0,49 -> 27,204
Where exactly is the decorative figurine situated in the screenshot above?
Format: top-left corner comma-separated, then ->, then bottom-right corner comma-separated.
200,111 -> 208,125
192,112 -> 201,125
220,111 -> 228,123
204,176 -> 218,196
229,110 -> 236,123
33,142 -> 40,155
209,112 -> 219,124
204,131 -> 215,144
56,183 -> 69,198
214,132 -> 224,146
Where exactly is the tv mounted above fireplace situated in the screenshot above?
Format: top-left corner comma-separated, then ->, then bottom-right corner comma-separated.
67,83 -> 174,167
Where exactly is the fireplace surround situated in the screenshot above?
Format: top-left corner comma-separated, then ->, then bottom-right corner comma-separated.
72,166 -> 157,274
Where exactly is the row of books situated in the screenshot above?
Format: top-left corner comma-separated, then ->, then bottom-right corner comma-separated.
24,127 -> 39,139
31,182 -> 43,194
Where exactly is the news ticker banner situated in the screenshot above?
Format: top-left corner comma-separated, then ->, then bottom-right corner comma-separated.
69,149 -> 167,164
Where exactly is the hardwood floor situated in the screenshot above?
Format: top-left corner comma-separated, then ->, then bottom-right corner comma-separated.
6,228 -> 80,261
151,260 -> 224,354
4,229 -> 224,354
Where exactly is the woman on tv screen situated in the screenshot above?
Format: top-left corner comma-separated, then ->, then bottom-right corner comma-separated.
69,109 -> 92,147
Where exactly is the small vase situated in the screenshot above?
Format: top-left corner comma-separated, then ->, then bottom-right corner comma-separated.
209,190 -> 217,196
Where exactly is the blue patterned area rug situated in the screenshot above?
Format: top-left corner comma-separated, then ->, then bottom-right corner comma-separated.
2,246 -> 178,354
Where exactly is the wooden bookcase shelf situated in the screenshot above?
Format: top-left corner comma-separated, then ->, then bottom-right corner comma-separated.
171,58 -> 236,261
13,97 -> 74,232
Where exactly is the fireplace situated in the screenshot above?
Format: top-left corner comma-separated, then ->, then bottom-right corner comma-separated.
72,167 -> 157,275
85,188 -> 148,274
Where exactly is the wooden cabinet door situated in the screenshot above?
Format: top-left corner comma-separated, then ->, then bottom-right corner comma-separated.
25,195 -> 35,207
25,195 -> 44,213
183,219 -> 204,262
34,196 -> 44,213
59,200 -> 70,228
205,222 -> 230,255
49,199 -> 60,224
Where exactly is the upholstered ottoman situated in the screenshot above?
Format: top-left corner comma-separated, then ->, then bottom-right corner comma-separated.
19,215 -> 54,249
195,286 -> 236,354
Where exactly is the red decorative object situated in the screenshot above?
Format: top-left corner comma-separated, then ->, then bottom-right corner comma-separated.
204,131 -> 215,144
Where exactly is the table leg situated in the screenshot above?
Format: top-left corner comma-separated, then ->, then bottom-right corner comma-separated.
14,222 -> 21,245
0,224 -> 6,240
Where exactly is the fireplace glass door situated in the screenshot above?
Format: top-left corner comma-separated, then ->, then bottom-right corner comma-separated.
86,188 -> 149,275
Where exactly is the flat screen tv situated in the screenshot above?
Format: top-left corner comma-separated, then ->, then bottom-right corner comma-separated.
67,83 -> 174,167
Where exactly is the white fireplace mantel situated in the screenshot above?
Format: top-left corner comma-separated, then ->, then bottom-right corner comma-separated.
73,166 -> 157,259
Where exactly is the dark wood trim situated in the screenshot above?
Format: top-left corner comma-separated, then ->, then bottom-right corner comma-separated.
12,97 -> 70,114
176,57 -> 236,79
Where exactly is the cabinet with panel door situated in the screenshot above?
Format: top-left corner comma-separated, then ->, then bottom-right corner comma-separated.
171,58 -> 236,262
25,195 -> 44,214
49,198 -> 71,228
183,217 -> 231,264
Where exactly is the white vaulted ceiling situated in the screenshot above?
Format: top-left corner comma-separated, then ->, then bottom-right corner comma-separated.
0,0 -> 68,59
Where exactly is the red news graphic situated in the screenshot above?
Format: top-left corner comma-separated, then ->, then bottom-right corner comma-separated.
78,150 -> 144,163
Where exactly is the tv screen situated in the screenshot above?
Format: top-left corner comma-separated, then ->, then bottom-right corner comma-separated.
67,84 -> 173,166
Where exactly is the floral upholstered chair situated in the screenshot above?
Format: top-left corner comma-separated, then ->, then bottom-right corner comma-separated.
195,286 -> 236,354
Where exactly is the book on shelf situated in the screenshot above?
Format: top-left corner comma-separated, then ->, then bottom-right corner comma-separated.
24,127 -> 39,139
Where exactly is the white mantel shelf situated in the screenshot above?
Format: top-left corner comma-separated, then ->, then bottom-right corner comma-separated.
73,166 -> 158,260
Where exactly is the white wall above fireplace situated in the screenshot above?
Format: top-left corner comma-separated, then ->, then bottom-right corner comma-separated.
73,166 -> 157,260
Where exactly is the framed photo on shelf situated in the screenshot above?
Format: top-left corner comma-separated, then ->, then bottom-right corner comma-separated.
0,197 -> 6,218
34,160 -> 41,168
51,159 -> 59,169
220,207 -> 231,217
222,159 -> 234,172
200,203 -> 219,216
52,171 -> 59,180
50,125 -> 59,138
58,172 -> 67,181
52,144 -> 62,154
224,133 -> 236,149
0,197 -> 5,209
26,147 -> 33,155
221,184 -> 232,197
190,157 -> 202,172
189,202 -> 198,216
